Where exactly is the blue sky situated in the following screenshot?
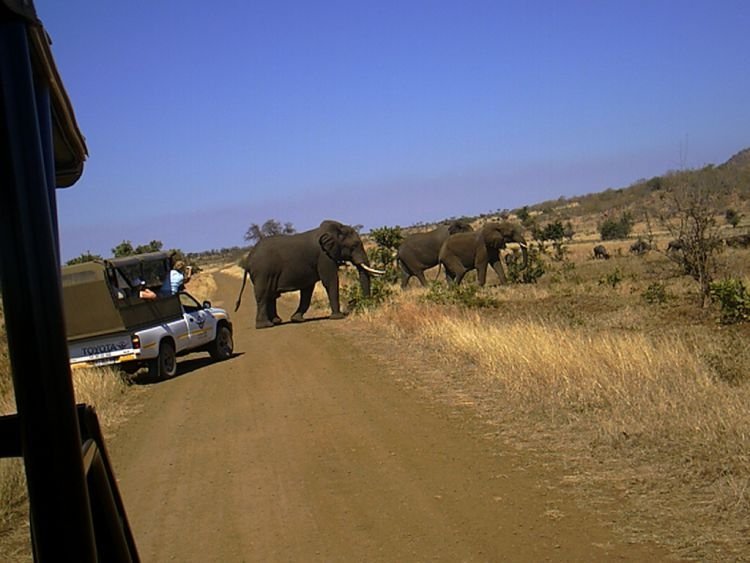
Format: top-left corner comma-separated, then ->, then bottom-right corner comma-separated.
37,1 -> 750,260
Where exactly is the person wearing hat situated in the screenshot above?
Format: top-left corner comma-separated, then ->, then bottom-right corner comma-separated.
160,259 -> 191,296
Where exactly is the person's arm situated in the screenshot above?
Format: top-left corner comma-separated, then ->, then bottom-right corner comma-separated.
140,287 -> 157,300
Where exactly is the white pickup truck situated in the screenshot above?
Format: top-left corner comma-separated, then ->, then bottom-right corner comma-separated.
62,252 -> 233,379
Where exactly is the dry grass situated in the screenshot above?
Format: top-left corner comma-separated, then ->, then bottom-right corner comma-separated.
353,245 -> 750,561
0,298 -> 144,558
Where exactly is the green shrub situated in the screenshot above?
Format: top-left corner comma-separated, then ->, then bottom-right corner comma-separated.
709,278 -> 750,324
421,282 -> 499,309
598,212 -> 633,240
367,226 -> 404,285
642,282 -> 670,304
506,247 -> 546,284
533,221 -> 565,243
598,268 -> 624,289
344,276 -> 395,313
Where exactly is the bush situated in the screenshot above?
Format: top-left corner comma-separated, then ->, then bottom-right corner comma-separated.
533,221 -> 566,243
598,213 -> 633,240
642,282 -> 670,305
421,282 -> 499,309
709,278 -> 750,324
506,247 -> 546,284
344,276 -> 395,313
368,226 -> 404,285
598,268 -> 624,289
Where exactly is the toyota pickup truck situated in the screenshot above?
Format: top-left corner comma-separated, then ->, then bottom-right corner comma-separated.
62,252 -> 233,378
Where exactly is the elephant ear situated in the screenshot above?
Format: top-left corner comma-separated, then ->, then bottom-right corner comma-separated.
319,230 -> 342,262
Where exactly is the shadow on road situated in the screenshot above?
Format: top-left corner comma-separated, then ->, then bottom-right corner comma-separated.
130,352 -> 244,386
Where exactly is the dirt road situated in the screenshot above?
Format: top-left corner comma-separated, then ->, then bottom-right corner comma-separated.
110,274 -> 671,562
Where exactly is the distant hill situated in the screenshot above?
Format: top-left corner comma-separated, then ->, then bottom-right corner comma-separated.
393,146 -> 750,240
722,147 -> 750,170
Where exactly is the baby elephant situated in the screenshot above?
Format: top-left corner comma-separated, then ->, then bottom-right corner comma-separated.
593,244 -> 610,260
629,239 -> 651,255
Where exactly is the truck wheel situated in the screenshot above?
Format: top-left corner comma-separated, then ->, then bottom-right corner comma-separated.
148,340 -> 177,379
209,325 -> 233,361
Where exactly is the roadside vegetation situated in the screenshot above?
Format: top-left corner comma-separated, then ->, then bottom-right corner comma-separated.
350,281 -> 749,560
331,155 -> 750,560
335,205 -> 750,559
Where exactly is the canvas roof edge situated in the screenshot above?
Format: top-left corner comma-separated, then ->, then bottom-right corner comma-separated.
106,251 -> 173,269
1,0 -> 88,187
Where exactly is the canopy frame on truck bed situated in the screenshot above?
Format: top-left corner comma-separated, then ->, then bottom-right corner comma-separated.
62,253 -> 183,341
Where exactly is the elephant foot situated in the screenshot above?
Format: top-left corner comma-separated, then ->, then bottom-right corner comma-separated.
329,311 -> 346,320
272,316 -> 282,325
290,313 -> 305,323
255,319 -> 275,329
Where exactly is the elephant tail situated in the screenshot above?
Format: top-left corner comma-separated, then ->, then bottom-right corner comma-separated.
234,269 -> 250,312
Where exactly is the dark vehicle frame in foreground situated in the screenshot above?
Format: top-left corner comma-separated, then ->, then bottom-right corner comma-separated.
1,2 -> 139,560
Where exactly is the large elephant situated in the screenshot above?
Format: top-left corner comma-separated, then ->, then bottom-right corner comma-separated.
235,220 -> 384,328
396,220 -> 474,288
439,221 -> 528,285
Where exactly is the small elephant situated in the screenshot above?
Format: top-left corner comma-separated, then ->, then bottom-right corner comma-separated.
593,244 -> 610,259
396,220 -> 473,288
235,220 -> 384,328
666,239 -> 684,252
724,234 -> 750,248
629,239 -> 651,255
439,221 -> 528,285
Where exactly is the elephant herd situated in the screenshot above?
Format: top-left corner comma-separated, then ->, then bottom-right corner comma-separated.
234,218 -> 529,328
398,220 -> 528,287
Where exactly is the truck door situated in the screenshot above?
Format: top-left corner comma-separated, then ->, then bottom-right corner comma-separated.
179,293 -> 211,347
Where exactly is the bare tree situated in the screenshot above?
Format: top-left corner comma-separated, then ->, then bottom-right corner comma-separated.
658,167 -> 725,307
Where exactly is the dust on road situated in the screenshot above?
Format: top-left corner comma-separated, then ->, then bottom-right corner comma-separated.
109,273 -> 671,561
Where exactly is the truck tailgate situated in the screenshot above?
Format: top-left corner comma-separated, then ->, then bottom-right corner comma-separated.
68,332 -> 138,367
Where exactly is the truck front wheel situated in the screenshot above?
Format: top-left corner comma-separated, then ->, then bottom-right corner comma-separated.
209,325 -> 234,361
149,340 -> 177,379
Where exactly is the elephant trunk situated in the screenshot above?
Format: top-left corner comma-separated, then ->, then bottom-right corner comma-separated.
356,266 -> 372,298
520,242 -> 529,270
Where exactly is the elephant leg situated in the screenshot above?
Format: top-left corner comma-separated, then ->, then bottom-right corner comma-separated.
477,263 -> 488,286
399,261 -> 412,289
254,286 -> 276,329
414,269 -> 428,287
268,296 -> 282,325
321,277 -> 344,319
454,268 -> 469,285
491,260 -> 508,284
291,286 -> 314,323
441,257 -> 464,285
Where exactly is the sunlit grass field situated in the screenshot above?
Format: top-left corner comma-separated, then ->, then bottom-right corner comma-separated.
344,241 -> 750,560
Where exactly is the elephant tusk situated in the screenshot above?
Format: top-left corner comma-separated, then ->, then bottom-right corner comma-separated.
360,264 -> 386,276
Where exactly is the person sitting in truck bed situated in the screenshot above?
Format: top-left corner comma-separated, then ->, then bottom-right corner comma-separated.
160,260 -> 191,296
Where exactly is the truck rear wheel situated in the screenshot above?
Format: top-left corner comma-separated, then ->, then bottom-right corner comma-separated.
148,339 -> 177,379
209,325 -> 233,361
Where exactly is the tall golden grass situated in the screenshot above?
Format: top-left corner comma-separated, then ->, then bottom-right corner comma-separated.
357,281 -> 750,559
0,303 -> 141,557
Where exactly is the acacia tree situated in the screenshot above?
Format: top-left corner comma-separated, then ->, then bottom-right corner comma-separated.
66,251 -> 103,265
244,219 -> 296,244
111,239 -> 163,257
659,168 -> 725,307
368,226 -> 403,284
112,240 -> 134,257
